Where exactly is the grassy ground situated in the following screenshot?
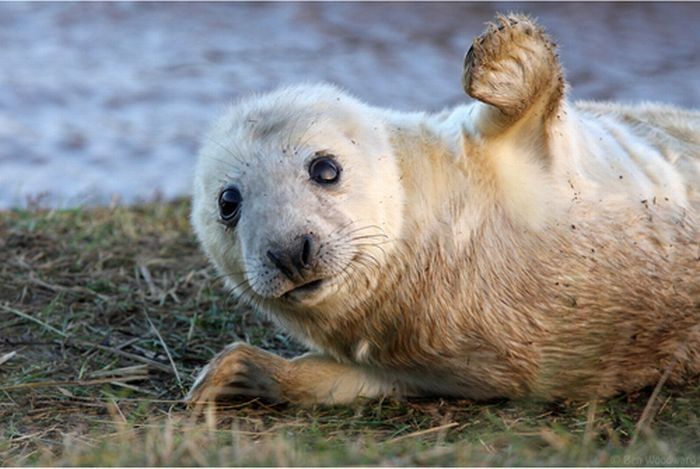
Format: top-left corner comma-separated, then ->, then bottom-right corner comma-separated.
1,199 -> 699,466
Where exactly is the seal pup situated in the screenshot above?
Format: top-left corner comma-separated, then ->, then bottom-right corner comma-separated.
188,14 -> 700,405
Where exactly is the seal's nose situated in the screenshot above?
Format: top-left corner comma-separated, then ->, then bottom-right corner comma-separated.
299,234 -> 314,268
266,234 -> 316,282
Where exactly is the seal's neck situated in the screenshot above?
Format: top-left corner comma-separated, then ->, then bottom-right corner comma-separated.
388,106 -> 493,247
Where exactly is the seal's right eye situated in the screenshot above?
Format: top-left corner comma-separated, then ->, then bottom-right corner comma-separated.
218,186 -> 242,225
309,155 -> 341,185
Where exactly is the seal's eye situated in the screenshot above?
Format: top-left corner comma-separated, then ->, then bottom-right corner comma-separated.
218,186 -> 242,225
309,156 -> 341,185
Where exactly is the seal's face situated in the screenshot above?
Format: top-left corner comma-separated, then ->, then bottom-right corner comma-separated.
192,85 -> 404,311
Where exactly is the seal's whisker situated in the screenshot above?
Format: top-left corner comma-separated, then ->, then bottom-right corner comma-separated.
227,276 -> 264,307
347,255 -> 375,277
206,137 -> 248,170
327,219 -> 358,239
206,155 -> 243,174
205,163 -> 243,182
291,116 -> 322,154
348,258 -> 377,293
346,230 -> 390,239
335,258 -> 362,295
339,224 -> 386,237
211,269 -> 256,283
355,242 -> 389,259
356,252 -> 383,272
347,236 -> 391,244
280,108 -> 316,154
325,243 -> 381,293
228,276 -> 254,296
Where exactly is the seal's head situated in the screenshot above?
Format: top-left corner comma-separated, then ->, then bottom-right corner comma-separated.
192,84 -> 404,313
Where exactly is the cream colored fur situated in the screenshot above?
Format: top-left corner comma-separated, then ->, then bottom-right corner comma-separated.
188,14 -> 700,406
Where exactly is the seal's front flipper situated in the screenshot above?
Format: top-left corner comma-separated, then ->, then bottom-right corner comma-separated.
186,342 -> 403,407
463,14 -> 565,139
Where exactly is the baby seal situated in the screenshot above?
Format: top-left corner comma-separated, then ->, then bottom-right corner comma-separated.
188,14 -> 700,405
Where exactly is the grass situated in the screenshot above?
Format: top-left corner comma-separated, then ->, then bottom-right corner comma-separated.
1,198 -> 699,466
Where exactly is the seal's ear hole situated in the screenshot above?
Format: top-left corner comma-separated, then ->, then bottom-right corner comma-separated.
218,185 -> 242,227
309,155 -> 342,185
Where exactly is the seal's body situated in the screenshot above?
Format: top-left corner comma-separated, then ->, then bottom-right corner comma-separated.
188,15 -> 700,405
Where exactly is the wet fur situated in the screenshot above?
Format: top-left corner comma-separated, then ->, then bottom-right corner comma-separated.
188,14 -> 700,405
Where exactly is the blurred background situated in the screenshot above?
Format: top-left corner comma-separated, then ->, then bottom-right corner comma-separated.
0,2 -> 698,209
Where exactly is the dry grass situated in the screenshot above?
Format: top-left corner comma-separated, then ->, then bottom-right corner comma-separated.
1,199 -> 699,466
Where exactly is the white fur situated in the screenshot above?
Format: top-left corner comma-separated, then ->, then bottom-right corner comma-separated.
192,84 -> 405,305
188,16 -> 700,404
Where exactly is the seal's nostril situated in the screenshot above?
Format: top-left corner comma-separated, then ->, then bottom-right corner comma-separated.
267,234 -> 315,281
267,249 -> 295,280
300,234 -> 313,268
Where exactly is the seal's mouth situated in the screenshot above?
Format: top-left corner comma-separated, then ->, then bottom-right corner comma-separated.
284,278 -> 324,296
282,278 -> 326,303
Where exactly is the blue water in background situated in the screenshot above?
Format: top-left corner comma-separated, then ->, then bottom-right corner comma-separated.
1,2 -> 698,209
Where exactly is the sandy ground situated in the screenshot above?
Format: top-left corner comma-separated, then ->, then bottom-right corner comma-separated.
0,2 -> 699,209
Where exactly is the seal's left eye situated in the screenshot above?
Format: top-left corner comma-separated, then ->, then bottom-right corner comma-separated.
218,186 -> 242,225
309,156 -> 341,184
